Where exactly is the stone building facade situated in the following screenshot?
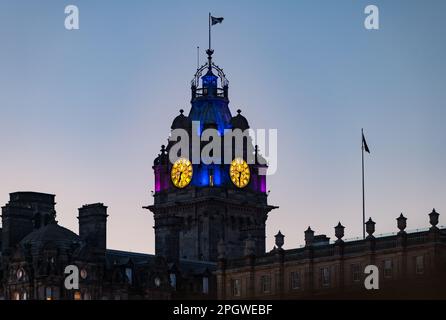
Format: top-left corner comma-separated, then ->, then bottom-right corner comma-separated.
216,210 -> 446,299
0,192 -> 216,300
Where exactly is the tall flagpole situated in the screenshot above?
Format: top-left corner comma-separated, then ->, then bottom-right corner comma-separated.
208,12 -> 211,50
362,128 -> 366,239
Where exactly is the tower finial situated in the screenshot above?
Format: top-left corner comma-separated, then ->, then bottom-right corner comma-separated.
206,49 -> 214,72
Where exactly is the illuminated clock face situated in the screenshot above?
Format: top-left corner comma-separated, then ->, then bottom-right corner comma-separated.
230,158 -> 250,188
171,158 -> 193,188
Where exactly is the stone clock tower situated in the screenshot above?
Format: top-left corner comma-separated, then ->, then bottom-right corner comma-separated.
146,48 -> 277,262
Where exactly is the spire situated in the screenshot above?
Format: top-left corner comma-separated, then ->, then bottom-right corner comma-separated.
190,15 -> 228,100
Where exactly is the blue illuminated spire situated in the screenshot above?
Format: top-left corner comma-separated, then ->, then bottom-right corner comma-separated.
201,49 -> 218,90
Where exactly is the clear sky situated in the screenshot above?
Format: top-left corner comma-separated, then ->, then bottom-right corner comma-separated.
0,0 -> 445,253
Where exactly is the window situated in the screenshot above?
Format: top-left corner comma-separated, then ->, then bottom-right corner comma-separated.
290,271 -> 300,290
170,273 -> 177,289
384,259 -> 393,278
209,168 -> 214,187
321,267 -> 330,287
232,279 -> 241,297
416,256 -> 424,274
202,277 -> 209,294
125,267 -> 133,285
260,275 -> 271,293
74,291 -> 81,300
351,263 -> 361,282
45,287 -> 52,300
22,291 -> 27,300
83,292 -> 91,300
12,292 -> 20,300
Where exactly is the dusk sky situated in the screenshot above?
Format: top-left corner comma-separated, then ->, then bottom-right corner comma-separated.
0,0 -> 445,253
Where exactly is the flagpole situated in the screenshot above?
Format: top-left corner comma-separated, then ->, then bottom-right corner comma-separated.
208,12 -> 211,50
362,128 -> 365,239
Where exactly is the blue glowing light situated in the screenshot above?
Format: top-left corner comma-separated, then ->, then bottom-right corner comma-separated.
202,73 -> 218,88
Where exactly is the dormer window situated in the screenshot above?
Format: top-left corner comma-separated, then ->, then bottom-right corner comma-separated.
16,268 -> 25,280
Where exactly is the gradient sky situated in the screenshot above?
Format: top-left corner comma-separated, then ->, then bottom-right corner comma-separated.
0,0 -> 445,253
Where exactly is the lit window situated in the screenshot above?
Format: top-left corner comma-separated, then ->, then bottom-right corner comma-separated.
12,292 -> 20,300
351,264 -> 361,282
45,287 -> 52,300
416,256 -> 424,274
321,267 -> 330,287
290,272 -> 300,290
260,275 -> 271,293
202,277 -> 209,294
74,292 -> 81,300
22,291 -> 27,300
384,260 -> 393,278
232,279 -> 241,297
209,168 -> 214,187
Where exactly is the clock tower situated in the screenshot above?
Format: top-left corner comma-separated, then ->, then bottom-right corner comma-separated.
147,48 -> 277,262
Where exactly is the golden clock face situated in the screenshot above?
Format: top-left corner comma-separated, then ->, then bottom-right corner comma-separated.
230,158 -> 250,188
171,158 -> 193,188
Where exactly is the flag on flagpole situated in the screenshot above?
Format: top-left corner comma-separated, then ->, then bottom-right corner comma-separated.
211,16 -> 224,25
362,133 -> 370,153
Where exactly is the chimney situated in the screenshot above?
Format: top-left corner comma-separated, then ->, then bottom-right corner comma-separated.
2,192 -> 55,253
78,203 -> 108,253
